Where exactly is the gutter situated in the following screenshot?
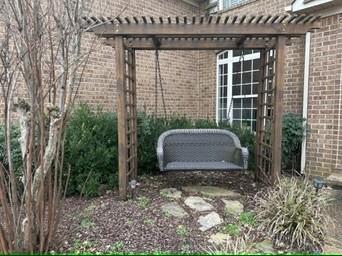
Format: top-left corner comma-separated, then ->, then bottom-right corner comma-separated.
301,32 -> 311,174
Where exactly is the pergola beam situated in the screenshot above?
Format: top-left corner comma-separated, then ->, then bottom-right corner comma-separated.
103,38 -> 277,50
93,23 -> 319,38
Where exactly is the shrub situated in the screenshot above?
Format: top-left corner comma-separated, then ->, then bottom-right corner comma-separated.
64,105 -> 118,197
254,177 -> 330,251
282,113 -> 306,173
0,125 -> 22,179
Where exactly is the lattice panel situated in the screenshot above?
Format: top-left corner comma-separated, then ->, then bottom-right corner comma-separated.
256,48 -> 276,183
125,49 -> 138,184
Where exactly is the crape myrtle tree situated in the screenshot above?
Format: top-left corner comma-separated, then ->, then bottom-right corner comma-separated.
0,0 -> 92,252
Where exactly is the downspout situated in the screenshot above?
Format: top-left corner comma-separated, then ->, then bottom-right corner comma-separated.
301,32 -> 311,174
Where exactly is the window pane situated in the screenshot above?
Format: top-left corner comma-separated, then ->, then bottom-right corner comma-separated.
253,71 -> 260,83
222,87 -> 227,97
242,109 -> 251,119
233,98 -> 241,108
224,64 -> 228,73
253,59 -> 260,69
232,86 -> 240,96
233,62 -> 241,73
243,60 -> 252,71
242,84 -> 251,95
242,71 -> 252,84
233,73 -> 241,84
242,98 -> 251,108
233,109 -> 241,119
223,75 -> 228,85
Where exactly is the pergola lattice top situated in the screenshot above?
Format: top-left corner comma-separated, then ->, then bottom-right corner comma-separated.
83,14 -> 320,50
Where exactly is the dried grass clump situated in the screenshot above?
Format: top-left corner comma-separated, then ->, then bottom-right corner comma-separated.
254,177 -> 330,251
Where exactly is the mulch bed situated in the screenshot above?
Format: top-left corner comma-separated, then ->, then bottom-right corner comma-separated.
54,171 -> 265,253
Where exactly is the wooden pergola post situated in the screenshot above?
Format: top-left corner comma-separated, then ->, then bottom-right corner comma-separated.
271,36 -> 286,183
115,36 -> 128,199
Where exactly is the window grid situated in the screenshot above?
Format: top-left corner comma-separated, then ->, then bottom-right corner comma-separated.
217,50 -> 260,131
220,0 -> 249,10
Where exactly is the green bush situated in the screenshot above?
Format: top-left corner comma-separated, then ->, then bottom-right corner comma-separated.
64,105 -> 118,197
0,125 -> 22,177
63,107 -> 256,196
255,177 -> 329,251
282,113 -> 306,172
0,106 -> 303,197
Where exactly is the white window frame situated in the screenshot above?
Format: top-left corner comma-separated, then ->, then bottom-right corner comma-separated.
218,0 -> 247,10
216,50 -> 260,130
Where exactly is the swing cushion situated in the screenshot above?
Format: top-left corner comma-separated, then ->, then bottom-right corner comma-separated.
156,129 -> 249,172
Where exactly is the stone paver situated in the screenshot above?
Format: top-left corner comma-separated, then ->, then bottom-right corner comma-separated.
222,199 -> 244,216
160,188 -> 182,199
182,185 -> 242,198
161,202 -> 189,218
209,233 -> 231,245
184,196 -> 214,212
198,212 -> 223,231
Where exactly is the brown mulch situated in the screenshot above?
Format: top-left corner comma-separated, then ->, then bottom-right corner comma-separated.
54,171 -> 263,253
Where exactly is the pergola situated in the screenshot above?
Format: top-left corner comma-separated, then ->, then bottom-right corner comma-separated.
84,14 -> 321,199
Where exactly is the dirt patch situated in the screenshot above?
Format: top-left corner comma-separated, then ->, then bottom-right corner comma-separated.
54,171 -> 262,253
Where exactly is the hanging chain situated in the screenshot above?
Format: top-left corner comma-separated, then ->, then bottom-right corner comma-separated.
155,49 -> 167,119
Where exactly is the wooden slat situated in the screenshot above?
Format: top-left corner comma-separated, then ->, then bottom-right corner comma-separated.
94,23 -> 319,38
122,38 -> 277,50
115,36 -> 128,200
125,17 -> 131,24
216,16 -> 221,24
255,49 -> 266,182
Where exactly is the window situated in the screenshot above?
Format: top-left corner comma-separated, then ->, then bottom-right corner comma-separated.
216,50 -> 260,131
219,0 -> 248,10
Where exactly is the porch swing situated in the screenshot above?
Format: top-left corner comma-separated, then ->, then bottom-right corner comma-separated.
154,43 -> 249,172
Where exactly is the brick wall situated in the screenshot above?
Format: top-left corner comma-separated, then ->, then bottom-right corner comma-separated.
197,0 -> 305,120
0,0 -> 200,119
77,0 -> 200,118
305,14 -> 342,177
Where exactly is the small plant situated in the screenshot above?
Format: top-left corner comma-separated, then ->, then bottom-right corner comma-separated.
207,230 -> 254,255
72,239 -> 96,254
136,196 -> 150,208
239,212 -> 256,227
79,204 -> 96,229
282,113 -> 307,173
176,225 -> 188,237
143,219 -> 155,225
221,223 -> 240,237
255,177 -> 330,251
109,241 -> 124,252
